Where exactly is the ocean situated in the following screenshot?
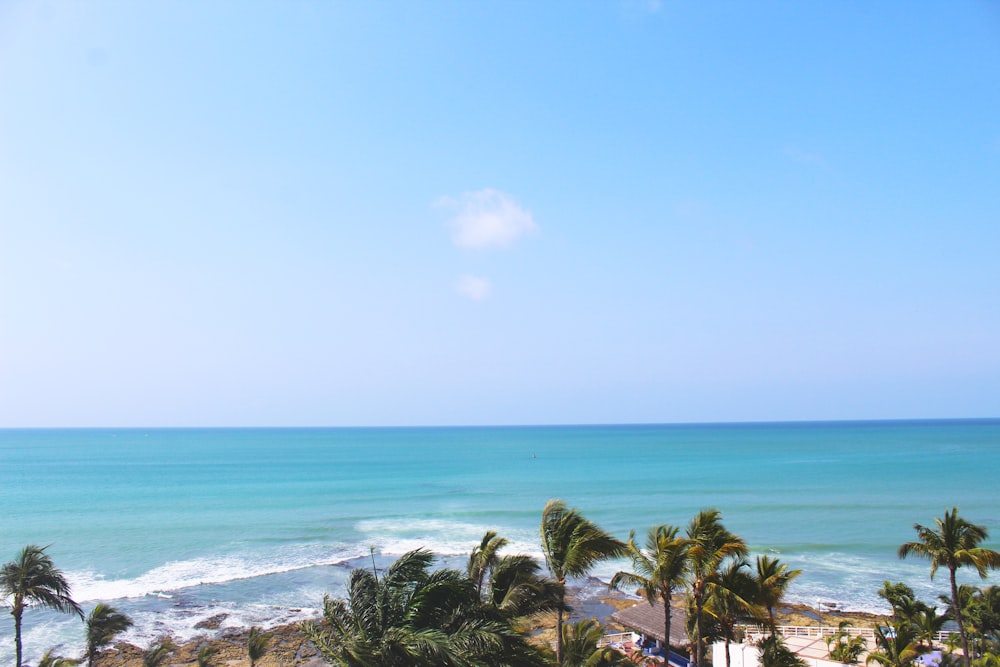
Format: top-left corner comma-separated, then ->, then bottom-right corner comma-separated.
1,420 -> 998,663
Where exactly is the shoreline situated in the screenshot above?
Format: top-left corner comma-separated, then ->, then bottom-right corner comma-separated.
86,583 -> 886,667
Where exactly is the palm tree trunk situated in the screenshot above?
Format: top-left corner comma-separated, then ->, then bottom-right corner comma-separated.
663,592 -> 672,658
13,607 -> 23,667
695,590 -> 705,667
768,606 -> 776,639
724,629 -> 732,667
950,567 -> 971,667
556,606 -> 564,665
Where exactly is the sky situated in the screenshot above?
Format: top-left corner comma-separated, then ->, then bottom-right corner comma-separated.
1,1 -> 998,427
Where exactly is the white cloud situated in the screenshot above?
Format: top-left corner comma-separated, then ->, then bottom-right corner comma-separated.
455,274 -> 492,301
438,188 -> 537,250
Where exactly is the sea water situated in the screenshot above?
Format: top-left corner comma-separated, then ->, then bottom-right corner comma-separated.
1,421 -> 998,663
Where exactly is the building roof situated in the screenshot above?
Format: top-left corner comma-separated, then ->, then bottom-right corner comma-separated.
611,600 -> 689,647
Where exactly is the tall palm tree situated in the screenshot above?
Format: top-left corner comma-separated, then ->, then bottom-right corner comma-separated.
609,524 -> 690,658
301,548 -> 545,666
686,509 -> 748,667
751,555 -> 802,635
247,626 -> 269,667
0,545 -> 84,667
540,499 -> 627,665
85,603 -> 134,667
898,508 -> 1000,667
706,558 -> 760,667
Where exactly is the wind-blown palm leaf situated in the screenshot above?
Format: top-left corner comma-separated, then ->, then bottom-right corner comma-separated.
866,623 -> 928,667
86,603 -> 134,667
540,499 -> 626,665
1,545 -> 84,667
706,558 -> 762,667
302,548 -> 544,666
469,531 -> 509,596
38,650 -> 82,667
752,555 -> 802,635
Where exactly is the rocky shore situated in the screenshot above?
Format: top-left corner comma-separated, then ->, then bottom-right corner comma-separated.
92,593 -> 881,667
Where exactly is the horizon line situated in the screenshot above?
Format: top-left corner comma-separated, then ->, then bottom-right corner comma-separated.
2,416 -> 998,431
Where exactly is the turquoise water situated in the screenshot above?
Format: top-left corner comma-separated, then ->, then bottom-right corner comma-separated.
1,421 -> 998,662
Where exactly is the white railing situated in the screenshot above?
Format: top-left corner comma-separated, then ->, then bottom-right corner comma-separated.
738,625 -> 956,643
598,631 -> 640,648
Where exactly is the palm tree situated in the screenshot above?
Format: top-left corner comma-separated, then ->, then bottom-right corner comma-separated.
540,499 -> 627,665
85,603 -> 134,667
301,548 -> 545,666
825,622 -> 867,665
706,558 -> 760,667
38,649 -> 82,667
483,554 -> 564,620
0,545 -> 84,667
686,509 -> 748,667
556,618 -> 632,667
866,622 -> 928,667
758,635 -> 807,667
469,531 -> 509,596
899,508 -> 1000,667
610,524 -> 690,658
196,644 -> 216,667
142,639 -> 174,667
247,626 -> 269,667
751,555 -> 802,635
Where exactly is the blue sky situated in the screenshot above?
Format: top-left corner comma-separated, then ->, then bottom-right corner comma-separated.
1,1 -> 998,427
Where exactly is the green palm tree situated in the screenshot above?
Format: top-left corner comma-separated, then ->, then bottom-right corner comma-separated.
302,548 -> 544,666
38,649 -> 82,667
0,545 -> 84,667
142,639 -> 174,667
556,618 -> 632,667
706,558 -> 760,667
540,499 -> 627,665
866,622 -> 928,667
469,531 -> 510,597
751,555 -> 802,635
483,554 -> 565,620
609,524 -> 690,658
912,607 -> 947,649
825,621 -> 867,665
247,626 -> 269,667
686,509 -> 748,667
196,644 -> 216,667
898,508 -> 1000,667
85,603 -> 134,667
759,635 -> 807,667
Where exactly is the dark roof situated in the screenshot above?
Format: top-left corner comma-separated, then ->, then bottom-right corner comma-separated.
611,600 -> 689,646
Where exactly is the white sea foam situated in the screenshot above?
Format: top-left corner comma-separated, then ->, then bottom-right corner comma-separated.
66,543 -> 368,602
356,518 -> 543,561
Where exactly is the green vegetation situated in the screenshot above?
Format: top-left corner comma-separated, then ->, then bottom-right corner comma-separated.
540,499 -> 626,665
0,544 -> 84,667
247,626 -> 270,667
6,504 -> 1000,667
141,639 -> 174,667
900,508 -> 1000,667
85,603 -> 133,667
610,524 -> 690,657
